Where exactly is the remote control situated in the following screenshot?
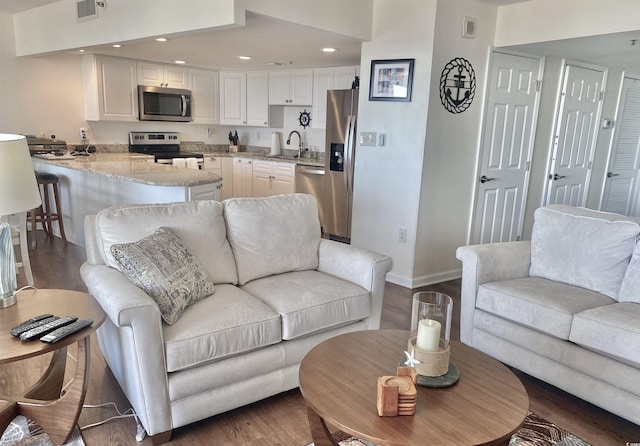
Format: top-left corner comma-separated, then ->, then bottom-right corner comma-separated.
40,319 -> 93,344
20,316 -> 78,341
10,314 -> 56,337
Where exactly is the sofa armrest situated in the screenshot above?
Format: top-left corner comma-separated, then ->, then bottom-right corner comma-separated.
455,241 -> 531,344
317,239 -> 393,329
79,262 -> 172,436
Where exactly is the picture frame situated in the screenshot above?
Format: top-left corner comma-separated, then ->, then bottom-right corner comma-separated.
369,59 -> 415,102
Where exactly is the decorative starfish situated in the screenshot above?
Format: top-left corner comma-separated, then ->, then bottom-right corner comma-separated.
404,349 -> 421,367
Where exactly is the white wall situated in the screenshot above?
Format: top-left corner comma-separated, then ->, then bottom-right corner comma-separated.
414,0 -> 497,286
351,0 -> 437,286
0,12 -> 87,141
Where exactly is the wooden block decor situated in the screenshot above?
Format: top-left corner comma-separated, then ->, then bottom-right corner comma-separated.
377,376 -> 417,417
396,365 -> 417,384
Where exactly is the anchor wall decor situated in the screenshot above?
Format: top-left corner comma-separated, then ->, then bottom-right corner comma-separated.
439,57 -> 476,114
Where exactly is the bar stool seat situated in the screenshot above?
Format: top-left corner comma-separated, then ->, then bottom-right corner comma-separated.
29,172 -> 67,249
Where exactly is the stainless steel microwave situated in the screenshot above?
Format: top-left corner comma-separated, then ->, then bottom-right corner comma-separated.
138,85 -> 192,122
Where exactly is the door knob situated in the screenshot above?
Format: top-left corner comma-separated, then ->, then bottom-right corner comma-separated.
480,175 -> 496,183
550,173 -> 566,180
607,172 -> 619,178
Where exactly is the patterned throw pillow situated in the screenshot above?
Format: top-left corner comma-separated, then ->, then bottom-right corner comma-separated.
110,227 -> 215,325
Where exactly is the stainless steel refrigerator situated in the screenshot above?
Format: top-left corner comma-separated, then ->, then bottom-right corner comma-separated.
323,89 -> 358,243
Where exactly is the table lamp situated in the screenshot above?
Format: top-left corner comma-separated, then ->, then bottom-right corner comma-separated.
0,134 -> 42,308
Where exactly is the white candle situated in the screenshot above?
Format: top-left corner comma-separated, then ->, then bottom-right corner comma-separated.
416,319 -> 441,352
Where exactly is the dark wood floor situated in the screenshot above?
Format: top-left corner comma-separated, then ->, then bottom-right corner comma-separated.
5,231 -> 640,445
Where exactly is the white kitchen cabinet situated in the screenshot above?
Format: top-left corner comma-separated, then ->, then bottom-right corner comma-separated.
220,72 -> 247,125
268,69 -> 313,105
202,154 -> 226,199
220,71 -> 270,127
188,183 -> 220,201
333,66 -> 359,89
221,157 -> 233,200
252,159 -> 295,197
246,72 -> 269,127
82,55 -> 137,122
137,62 -> 189,89
189,68 -> 219,124
312,66 -> 359,129
232,157 -> 253,197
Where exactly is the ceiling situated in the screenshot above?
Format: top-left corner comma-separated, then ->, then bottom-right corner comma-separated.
88,12 -> 364,70
3,0 -> 640,73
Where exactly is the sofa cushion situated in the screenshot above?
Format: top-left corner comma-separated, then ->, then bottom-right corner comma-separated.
618,242 -> 640,303
223,194 -> 321,285
111,227 -> 215,325
162,284 -> 282,372
530,205 -> 640,299
240,270 -> 370,340
95,201 -> 238,285
477,277 -> 615,340
569,302 -> 640,368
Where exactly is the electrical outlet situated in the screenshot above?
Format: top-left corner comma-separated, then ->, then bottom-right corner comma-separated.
80,128 -> 88,142
398,228 -> 407,244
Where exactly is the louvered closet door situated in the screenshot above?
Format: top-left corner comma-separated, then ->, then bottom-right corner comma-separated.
602,76 -> 640,216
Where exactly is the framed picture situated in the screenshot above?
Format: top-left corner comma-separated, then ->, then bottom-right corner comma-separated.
369,59 -> 415,102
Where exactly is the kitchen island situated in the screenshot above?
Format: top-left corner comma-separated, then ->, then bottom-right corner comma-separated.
32,153 -> 221,247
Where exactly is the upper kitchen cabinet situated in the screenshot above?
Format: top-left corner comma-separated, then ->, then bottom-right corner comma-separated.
220,71 -> 270,127
269,70 -> 313,105
312,66 -> 359,129
246,71 -> 270,127
82,55 -> 137,122
189,68 -> 219,124
220,71 -> 247,125
137,62 -> 189,89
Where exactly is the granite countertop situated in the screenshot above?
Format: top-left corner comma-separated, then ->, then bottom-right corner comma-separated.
31,153 -> 221,187
198,150 -> 324,167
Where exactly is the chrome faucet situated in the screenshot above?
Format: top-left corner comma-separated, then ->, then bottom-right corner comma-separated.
286,130 -> 303,158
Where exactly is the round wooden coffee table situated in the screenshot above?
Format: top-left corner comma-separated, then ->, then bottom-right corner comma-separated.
0,289 -> 105,445
299,329 -> 529,446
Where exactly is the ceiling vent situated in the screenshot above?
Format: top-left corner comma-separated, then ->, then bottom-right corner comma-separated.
76,0 -> 97,22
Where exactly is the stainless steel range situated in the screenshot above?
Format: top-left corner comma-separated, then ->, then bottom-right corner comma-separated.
129,131 -> 203,168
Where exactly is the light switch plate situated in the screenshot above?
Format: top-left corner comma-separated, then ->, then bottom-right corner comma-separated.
360,132 -> 376,146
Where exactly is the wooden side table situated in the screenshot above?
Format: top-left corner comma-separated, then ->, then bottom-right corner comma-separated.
0,289 -> 105,445
299,329 -> 529,446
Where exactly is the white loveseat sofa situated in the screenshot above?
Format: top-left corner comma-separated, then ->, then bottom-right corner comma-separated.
456,205 -> 640,426
80,194 -> 392,444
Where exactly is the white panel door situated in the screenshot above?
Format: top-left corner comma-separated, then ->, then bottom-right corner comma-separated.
601,76 -> 640,216
545,64 -> 605,206
471,52 -> 542,244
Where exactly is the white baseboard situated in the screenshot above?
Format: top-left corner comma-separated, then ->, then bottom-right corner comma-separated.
386,268 -> 461,289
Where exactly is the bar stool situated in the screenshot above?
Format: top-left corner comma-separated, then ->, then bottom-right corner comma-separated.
30,172 -> 67,249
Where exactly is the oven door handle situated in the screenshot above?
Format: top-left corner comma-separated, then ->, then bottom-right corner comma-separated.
181,95 -> 187,117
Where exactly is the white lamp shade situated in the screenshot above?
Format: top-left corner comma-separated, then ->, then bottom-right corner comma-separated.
0,134 -> 42,216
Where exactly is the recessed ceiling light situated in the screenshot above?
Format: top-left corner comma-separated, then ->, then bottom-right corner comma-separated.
156,37 -> 168,42
112,44 -> 122,48
322,47 -> 337,53
175,60 -> 186,65
237,56 -> 252,60
78,49 -> 85,52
